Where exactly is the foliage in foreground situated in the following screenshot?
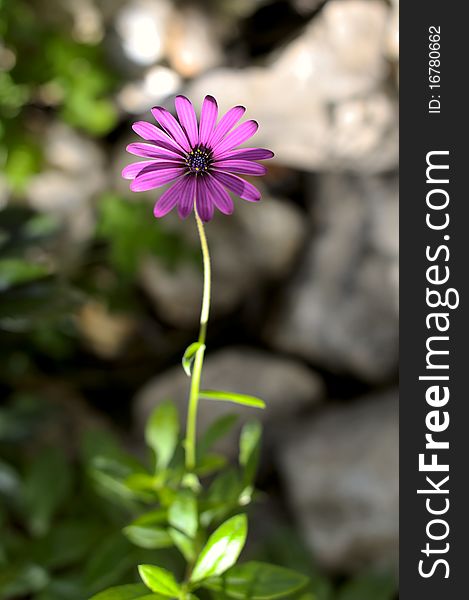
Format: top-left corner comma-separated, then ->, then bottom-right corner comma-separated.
88,398 -> 309,600
0,396 -> 397,600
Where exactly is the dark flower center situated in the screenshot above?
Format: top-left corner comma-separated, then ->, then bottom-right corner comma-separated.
186,146 -> 211,174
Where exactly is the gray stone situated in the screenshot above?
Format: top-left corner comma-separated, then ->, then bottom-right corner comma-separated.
134,347 -> 324,456
278,390 -> 398,573
187,0 -> 397,173
26,123 -> 107,242
138,194 -> 307,328
115,0 -> 173,67
116,66 -> 182,115
165,5 -> 223,78
266,173 -> 398,382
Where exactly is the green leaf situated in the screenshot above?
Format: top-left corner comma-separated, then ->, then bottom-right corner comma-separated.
255,526 -> 332,600
132,509 -> 167,526
90,583 -> 162,599
190,514 -> 248,583
37,519 -> 99,570
145,401 -> 179,471
123,524 -> 173,549
195,453 -> 227,477
138,565 -> 181,597
337,573 -> 397,600
203,562 -> 309,599
168,527 -> 196,562
36,577 -> 87,600
197,415 -> 239,458
239,421 -> 262,486
201,469 -> 244,526
199,391 -> 265,409
83,533 -> 135,592
21,447 -> 73,536
168,489 -> 198,538
182,342 -> 205,377
0,258 -> 49,291
0,563 -> 49,598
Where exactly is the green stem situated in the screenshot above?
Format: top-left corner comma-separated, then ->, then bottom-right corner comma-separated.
185,208 -> 211,470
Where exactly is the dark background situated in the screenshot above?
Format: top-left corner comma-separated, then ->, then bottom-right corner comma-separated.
400,1 -> 466,597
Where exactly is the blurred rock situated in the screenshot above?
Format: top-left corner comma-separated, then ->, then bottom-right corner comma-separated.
114,0 -> 221,78
166,6 -> 223,78
26,123 -> 107,242
116,66 -> 182,114
187,0 -> 397,173
115,0 -> 173,66
66,0 -> 104,44
292,0 -> 324,15
386,0 -> 399,63
135,346 -> 324,456
278,390 -> 398,573
218,0 -> 272,19
139,195 -> 307,328
77,300 -> 135,359
266,173 -> 398,382
44,122 -> 106,175
386,0 -> 399,86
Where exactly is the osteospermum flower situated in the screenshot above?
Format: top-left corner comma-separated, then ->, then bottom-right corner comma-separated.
122,95 -> 274,222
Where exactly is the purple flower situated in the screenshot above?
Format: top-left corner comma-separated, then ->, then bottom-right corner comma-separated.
122,95 -> 274,222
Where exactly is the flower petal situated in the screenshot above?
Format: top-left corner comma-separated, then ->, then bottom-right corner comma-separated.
215,147 -> 274,161
212,160 -> 266,176
208,106 -> 246,148
178,175 -> 197,219
126,142 -> 184,161
130,165 -> 185,192
151,107 -> 191,152
205,174 -> 234,215
212,120 -> 259,157
154,176 -> 191,218
211,171 -> 261,202
122,160 -> 157,180
132,121 -> 185,156
195,176 -> 215,222
198,95 -> 218,146
175,96 -> 198,149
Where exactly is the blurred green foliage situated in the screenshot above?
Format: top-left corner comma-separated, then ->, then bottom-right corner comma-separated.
0,397 -> 183,600
0,0 -> 117,193
97,194 -> 198,277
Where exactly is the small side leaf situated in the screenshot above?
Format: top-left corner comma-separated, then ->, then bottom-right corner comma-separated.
145,401 -> 179,471
168,527 -> 196,562
197,415 -> 239,458
195,453 -> 227,477
190,514 -> 248,583
89,583 -> 161,599
182,342 -> 205,377
199,391 -> 265,409
123,524 -> 173,549
168,490 -> 198,539
239,421 -> 262,486
138,565 -> 181,598
202,562 -> 309,600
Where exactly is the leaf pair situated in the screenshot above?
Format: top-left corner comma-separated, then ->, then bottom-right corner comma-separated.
204,561 -> 310,600
136,514 -> 247,598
